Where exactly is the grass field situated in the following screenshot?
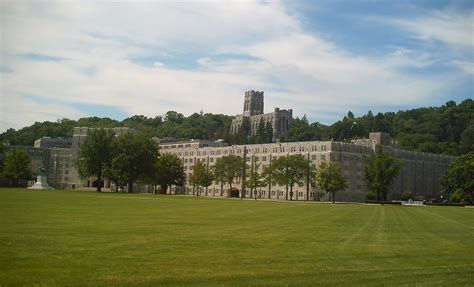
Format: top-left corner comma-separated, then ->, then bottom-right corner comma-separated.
1,188 -> 473,286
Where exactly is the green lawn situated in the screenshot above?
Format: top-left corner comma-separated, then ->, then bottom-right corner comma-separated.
0,188 -> 473,286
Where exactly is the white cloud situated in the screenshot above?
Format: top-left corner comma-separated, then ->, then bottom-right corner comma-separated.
391,10 -> 473,49
0,93 -> 84,132
0,1 -> 466,132
452,60 -> 474,75
386,9 -> 473,75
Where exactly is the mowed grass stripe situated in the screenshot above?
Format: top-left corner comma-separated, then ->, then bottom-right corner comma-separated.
0,188 -> 473,286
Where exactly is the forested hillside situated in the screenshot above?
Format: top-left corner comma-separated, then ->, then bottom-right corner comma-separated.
0,112 -> 234,147
1,99 -> 472,156
282,99 -> 473,156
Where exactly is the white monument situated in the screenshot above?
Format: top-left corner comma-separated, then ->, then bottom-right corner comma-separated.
28,167 -> 53,190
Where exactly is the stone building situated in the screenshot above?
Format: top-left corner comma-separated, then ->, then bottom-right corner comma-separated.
231,90 -> 293,141
154,138 -> 228,150
13,126 -> 455,203
68,127 -> 132,189
4,145 -> 72,189
161,132 -> 455,202
34,137 -> 72,149
6,127 -> 132,189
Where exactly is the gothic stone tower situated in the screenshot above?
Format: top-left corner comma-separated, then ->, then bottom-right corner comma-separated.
231,90 -> 293,142
243,90 -> 264,117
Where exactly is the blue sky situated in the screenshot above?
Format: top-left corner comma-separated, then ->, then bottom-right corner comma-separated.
0,0 -> 472,132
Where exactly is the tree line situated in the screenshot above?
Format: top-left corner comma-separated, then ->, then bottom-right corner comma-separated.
1,99 -> 472,156
280,99 -> 473,156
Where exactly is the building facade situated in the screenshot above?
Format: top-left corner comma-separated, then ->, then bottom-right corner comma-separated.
34,137 -> 72,149
68,127 -> 132,189
160,132 -> 454,202
6,127 -> 132,189
4,145 -> 73,189
231,90 -> 293,141
12,127 -> 454,203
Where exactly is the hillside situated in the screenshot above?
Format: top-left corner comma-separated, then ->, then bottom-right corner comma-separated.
1,99 -> 472,156
282,99 -> 473,156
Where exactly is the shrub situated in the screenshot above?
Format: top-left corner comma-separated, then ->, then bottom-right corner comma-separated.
450,189 -> 466,203
401,190 -> 414,201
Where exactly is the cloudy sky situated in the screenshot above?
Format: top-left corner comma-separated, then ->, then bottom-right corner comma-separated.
1,0 -> 472,132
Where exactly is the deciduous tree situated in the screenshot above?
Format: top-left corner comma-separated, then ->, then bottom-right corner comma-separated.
111,133 -> 159,193
261,164 -> 275,199
189,160 -> 213,196
0,142 -> 5,174
246,156 -> 266,199
363,145 -> 402,204
270,154 -> 311,200
76,128 -> 115,192
315,161 -> 347,203
213,155 -> 243,194
441,153 -> 474,203
153,153 -> 185,194
3,148 -> 32,187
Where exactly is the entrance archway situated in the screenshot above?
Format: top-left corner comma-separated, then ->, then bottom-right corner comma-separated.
229,188 -> 240,198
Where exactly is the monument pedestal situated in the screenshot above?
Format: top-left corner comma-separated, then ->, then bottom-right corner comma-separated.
28,175 -> 53,190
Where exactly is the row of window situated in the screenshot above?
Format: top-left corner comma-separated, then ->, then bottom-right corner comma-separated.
186,189 -> 323,198
162,143 -> 193,149
173,144 -> 329,157
182,154 -> 328,165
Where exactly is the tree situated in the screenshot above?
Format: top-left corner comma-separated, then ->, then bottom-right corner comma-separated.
246,156 -> 266,199
264,122 -> 274,143
164,111 -> 184,124
441,153 -> 474,202
3,148 -> 32,187
111,133 -> 159,193
254,120 -> 266,144
213,155 -> 243,195
270,154 -> 311,200
305,160 -> 317,201
450,189 -> 467,203
189,160 -> 213,196
261,164 -> 274,199
152,153 -> 185,194
76,128 -> 115,192
0,142 -> 5,175
281,117 -> 320,142
104,163 -> 128,192
363,145 -> 402,204
459,125 -> 474,154
315,161 -> 347,203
